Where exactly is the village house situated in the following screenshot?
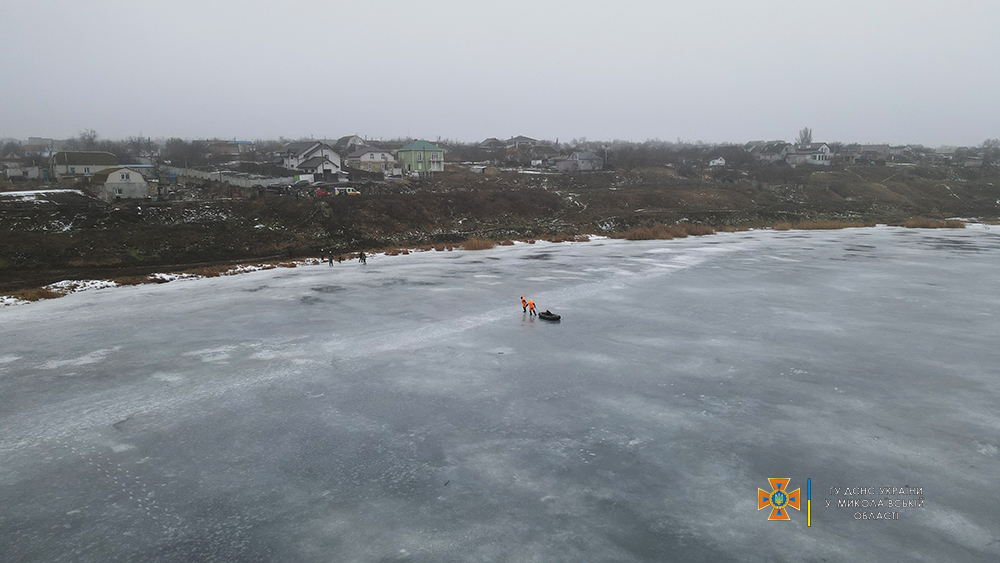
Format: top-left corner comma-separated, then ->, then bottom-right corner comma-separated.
786,143 -> 832,166
753,142 -> 792,163
203,140 -> 254,158
22,138 -> 55,158
276,141 -> 341,171
397,140 -> 445,174
709,157 -> 726,167
555,151 -> 603,172
529,145 -> 560,167
347,147 -> 396,173
50,151 -> 119,179
506,135 -> 539,149
1,156 -> 45,180
333,135 -> 367,155
90,167 -> 149,202
478,138 -> 505,151
297,156 -> 343,178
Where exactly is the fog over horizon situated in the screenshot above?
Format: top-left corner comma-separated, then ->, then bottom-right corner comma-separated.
1,0 -> 997,147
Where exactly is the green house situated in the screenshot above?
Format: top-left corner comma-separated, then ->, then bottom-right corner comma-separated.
397,140 -> 445,174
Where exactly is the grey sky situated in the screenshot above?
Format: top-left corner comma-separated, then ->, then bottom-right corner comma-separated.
2,0 -> 997,146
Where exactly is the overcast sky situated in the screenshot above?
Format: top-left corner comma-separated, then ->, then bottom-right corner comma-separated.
2,0 -> 997,146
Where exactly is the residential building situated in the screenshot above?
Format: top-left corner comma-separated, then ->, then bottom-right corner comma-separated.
556,151 -> 603,172
478,138 -> 506,150
709,157 -> 726,167
786,143 -> 832,166
50,151 -> 119,178
529,145 -> 560,167
276,141 -> 341,171
347,147 -> 396,172
753,142 -> 792,163
334,135 -> 367,154
90,167 -> 149,202
397,140 -> 446,174
297,156 -> 343,177
203,140 -> 254,157
506,135 -> 539,149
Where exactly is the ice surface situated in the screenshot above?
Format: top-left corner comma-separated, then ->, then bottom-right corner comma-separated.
1,227 -> 999,562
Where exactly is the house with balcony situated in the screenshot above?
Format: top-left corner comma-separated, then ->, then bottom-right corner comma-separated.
397,140 -> 445,174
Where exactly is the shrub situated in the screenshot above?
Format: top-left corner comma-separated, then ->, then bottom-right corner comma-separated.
894,217 -> 965,229
112,275 -> 153,285
683,225 -> 716,236
433,243 -> 446,251
11,287 -> 64,301
462,237 -> 496,250
773,222 -> 793,230
498,239 -> 515,246
794,220 -> 865,230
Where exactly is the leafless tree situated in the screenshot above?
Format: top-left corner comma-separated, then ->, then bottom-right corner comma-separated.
78,129 -> 99,150
796,127 -> 813,146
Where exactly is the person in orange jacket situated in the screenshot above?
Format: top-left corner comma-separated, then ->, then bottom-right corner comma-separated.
521,295 -> 528,312
528,299 -> 536,316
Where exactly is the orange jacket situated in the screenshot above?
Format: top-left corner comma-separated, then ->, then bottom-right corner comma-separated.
528,300 -> 536,311
521,296 -> 527,307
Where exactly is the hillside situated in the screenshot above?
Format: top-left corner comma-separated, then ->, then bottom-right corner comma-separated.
2,164 -> 999,291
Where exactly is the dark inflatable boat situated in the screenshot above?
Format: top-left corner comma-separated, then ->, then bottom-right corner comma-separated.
538,311 -> 561,321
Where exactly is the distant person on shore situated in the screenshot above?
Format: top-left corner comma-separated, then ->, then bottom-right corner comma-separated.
338,255 -> 343,264
328,253 -> 334,266
521,295 -> 527,312
528,299 -> 536,316
359,251 -> 366,265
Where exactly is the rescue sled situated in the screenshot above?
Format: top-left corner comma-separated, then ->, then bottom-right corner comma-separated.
538,311 -> 561,321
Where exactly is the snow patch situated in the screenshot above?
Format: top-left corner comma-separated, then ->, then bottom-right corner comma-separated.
0,189 -> 87,201
0,296 -> 29,307
46,279 -> 118,293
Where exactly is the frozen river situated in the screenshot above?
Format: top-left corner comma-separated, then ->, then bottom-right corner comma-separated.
2,227 -> 999,562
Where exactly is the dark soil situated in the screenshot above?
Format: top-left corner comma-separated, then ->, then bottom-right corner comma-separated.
3,166 -> 999,292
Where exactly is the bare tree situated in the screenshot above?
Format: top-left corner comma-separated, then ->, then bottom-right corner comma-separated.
78,129 -> 99,150
1,140 -> 23,157
983,138 -> 1000,166
796,127 -> 813,146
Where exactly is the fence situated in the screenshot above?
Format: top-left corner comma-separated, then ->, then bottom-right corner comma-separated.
161,166 -> 294,189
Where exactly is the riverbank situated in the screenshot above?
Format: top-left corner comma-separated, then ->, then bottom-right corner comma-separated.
1,220 -> 977,306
